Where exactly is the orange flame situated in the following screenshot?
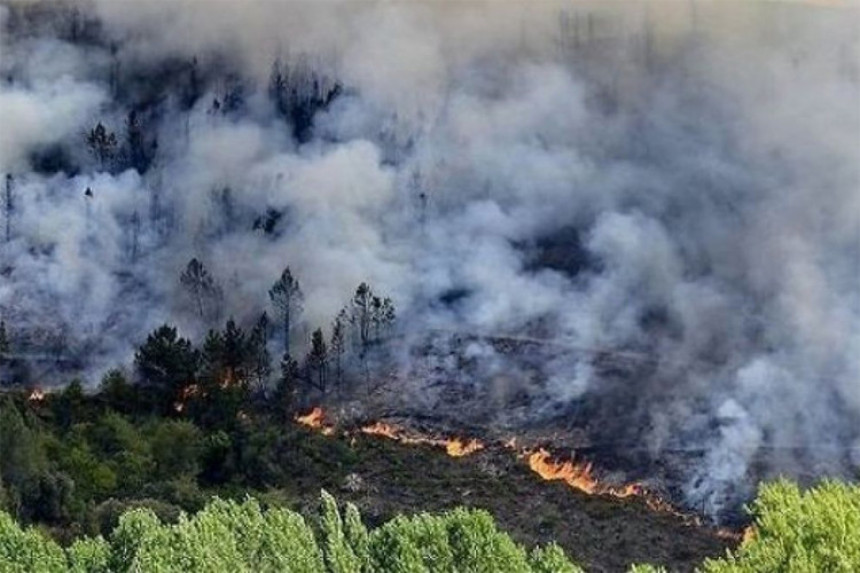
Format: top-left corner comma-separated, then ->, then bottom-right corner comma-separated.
296,407 -> 335,436
360,420 -> 484,457
293,406 -> 735,534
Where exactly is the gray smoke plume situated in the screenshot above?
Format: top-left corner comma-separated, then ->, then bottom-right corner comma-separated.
1,0 -> 858,519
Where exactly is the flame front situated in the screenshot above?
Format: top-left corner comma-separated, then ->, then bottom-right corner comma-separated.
296,407 -> 335,435
525,448 -> 642,498
293,406 -> 724,532
361,421 -> 484,457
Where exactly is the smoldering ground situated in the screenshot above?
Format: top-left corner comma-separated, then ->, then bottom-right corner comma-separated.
0,0 -> 858,519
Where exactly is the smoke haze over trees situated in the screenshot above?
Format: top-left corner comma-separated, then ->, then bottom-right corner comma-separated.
0,0 -> 858,519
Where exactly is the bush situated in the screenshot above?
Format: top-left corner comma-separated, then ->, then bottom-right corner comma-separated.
703,479 -> 860,572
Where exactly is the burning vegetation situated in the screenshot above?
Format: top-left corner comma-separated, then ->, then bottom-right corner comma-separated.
293,406 -> 710,527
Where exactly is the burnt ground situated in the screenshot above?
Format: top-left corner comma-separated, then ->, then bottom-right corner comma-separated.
284,427 -> 736,573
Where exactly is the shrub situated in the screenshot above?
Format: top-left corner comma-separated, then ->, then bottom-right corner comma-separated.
703,479 -> 860,572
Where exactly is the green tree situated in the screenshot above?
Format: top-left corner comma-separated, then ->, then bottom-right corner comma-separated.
703,479 -> 860,573
134,324 -> 199,414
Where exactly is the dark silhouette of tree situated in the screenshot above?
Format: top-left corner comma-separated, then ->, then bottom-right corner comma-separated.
134,324 -> 199,413
268,267 -> 303,355
275,351 -> 301,415
330,309 -> 347,389
86,122 -> 117,170
180,258 -> 222,323
307,328 -> 328,394
248,313 -> 272,390
4,174 -> 13,243
349,283 -> 396,352
351,282 -> 373,352
0,320 -> 9,361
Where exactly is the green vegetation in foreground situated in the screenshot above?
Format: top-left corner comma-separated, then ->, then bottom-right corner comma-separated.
0,480 -> 858,572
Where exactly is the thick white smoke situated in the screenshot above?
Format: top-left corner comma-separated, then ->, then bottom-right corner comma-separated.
1,0 -> 858,518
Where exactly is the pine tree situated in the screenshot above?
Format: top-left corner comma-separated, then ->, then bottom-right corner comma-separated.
330,310 -> 347,389
307,328 -> 328,394
269,267 -> 303,355
180,258 -> 222,323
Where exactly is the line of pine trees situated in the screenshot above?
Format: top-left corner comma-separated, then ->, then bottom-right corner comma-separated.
134,259 -> 398,416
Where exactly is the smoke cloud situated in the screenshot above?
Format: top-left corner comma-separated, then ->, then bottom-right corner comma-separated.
1,0 -> 858,519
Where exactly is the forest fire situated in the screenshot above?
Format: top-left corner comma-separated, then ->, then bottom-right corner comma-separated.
28,388 -> 46,402
296,407 -> 335,436
294,407 -> 691,518
525,448 -> 642,498
359,421 -> 485,458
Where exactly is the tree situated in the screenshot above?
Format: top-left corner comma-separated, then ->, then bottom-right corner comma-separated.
0,320 -> 9,362
349,283 -> 395,352
134,325 -> 199,413
180,258 -> 222,323
248,313 -> 272,390
275,352 -> 301,416
307,328 -> 328,394
350,283 -> 373,352
371,296 -> 395,341
268,267 -> 303,355
330,310 -> 347,389
4,174 -> 13,243
86,123 -> 117,170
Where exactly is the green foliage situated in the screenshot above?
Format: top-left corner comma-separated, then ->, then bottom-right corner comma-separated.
530,543 -> 584,573
149,420 -> 203,479
702,479 -> 860,573
134,324 -> 199,412
0,511 -> 66,572
628,565 -> 667,573
319,489 -> 361,573
343,502 -> 370,571
67,536 -> 110,573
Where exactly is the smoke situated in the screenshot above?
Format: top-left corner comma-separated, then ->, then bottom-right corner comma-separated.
1,0 -> 858,519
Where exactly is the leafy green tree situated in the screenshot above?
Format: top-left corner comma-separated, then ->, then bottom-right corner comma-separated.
0,510 -> 66,572
98,369 -> 136,413
703,479 -> 860,573
149,420 -> 203,480
67,536 -> 111,573
320,489 -> 361,573
134,325 -> 199,414
344,502 -> 371,572
530,544 -> 584,573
